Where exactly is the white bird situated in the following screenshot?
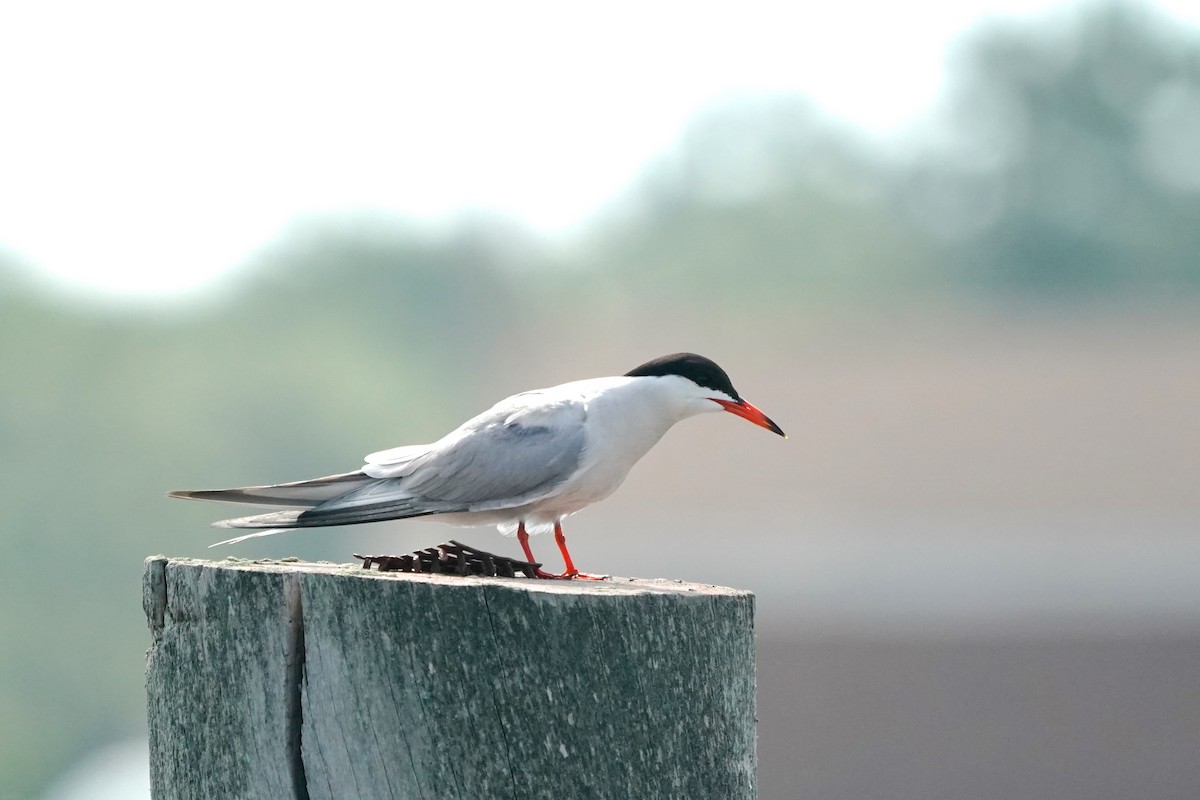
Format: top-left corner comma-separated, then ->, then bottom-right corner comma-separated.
170,353 -> 785,578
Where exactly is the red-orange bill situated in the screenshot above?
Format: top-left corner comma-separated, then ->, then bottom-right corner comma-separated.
713,398 -> 786,437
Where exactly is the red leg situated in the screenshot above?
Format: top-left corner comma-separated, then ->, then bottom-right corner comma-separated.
554,522 -> 608,581
516,522 -> 564,580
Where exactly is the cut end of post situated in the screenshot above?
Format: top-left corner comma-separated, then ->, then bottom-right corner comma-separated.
143,554 -> 752,597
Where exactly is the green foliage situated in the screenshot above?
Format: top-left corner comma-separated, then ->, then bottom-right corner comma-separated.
592,96 -> 942,310
904,1 -> 1200,291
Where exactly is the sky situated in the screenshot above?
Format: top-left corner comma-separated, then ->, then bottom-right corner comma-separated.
2,0 -> 1198,298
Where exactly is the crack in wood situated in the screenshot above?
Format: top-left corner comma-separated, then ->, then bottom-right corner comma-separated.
284,574 -> 311,800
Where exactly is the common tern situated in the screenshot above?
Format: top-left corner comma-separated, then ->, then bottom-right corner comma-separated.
170,352 -> 785,578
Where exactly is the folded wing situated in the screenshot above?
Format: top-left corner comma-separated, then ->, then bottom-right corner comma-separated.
206,396 -> 588,532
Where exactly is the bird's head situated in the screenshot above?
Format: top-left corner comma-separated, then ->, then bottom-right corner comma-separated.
624,353 -> 786,437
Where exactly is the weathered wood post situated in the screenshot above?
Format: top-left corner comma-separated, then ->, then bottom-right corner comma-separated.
144,556 -> 756,799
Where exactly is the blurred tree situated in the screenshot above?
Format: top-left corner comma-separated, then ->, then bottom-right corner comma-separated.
902,1 -> 1200,291
586,95 -> 939,318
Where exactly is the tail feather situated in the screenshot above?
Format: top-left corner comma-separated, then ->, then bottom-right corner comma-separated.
209,527 -> 300,547
210,498 -> 445,533
212,508 -> 308,530
170,471 -> 371,508
183,470 -> 467,547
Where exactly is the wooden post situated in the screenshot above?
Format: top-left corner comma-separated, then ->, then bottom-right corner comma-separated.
144,556 -> 756,800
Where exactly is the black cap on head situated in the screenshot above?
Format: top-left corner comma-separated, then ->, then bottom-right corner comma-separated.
624,353 -> 741,400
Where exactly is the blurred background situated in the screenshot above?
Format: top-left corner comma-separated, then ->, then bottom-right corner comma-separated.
4,1 -> 1200,798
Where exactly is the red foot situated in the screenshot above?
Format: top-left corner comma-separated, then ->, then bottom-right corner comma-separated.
565,570 -> 610,581
518,521 -> 609,580
530,567 -> 609,580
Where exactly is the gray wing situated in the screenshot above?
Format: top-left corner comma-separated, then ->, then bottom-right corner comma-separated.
218,396 -> 587,530
397,398 -> 586,505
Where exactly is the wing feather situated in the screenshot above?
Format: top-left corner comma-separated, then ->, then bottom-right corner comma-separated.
391,397 -> 585,505
203,393 -> 588,532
